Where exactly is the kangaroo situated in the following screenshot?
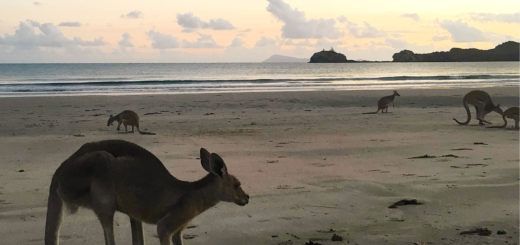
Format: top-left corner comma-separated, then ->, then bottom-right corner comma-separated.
487,106 -> 519,129
363,90 -> 400,114
44,140 -> 249,245
453,90 -> 503,125
107,110 -> 155,135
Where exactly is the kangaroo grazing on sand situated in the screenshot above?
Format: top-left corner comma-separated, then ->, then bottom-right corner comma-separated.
487,106 -> 519,129
363,90 -> 400,114
107,110 -> 155,135
453,90 -> 503,125
45,140 -> 249,245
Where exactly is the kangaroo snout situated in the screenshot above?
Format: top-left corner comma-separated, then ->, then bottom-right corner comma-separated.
237,194 -> 249,206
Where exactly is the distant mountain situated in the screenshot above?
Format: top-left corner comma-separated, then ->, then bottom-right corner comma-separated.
309,49 -> 348,63
263,55 -> 307,63
392,41 -> 520,62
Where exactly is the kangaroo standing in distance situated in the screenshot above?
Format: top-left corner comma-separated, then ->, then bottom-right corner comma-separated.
363,90 -> 400,114
453,90 -> 503,125
487,106 -> 519,129
107,110 -> 155,135
44,140 -> 249,245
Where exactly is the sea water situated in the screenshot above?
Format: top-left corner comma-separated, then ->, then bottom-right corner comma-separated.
0,62 -> 518,97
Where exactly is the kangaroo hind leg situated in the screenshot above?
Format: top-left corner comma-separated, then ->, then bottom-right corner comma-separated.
91,180 -> 117,245
45,182 -> 64,245
172,230 -> 184,245
130,217 -> 145,245
88,152 -> 117,245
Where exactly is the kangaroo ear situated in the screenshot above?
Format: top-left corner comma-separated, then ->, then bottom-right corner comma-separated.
209,153 -> 228,177
200,148 -> 212,172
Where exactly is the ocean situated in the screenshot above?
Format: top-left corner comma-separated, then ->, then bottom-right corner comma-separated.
0,62 -> 518,97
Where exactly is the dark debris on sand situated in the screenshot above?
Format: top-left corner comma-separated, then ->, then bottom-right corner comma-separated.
331,233 -> 343,241
408,154 -> 436,159
304,241 -> 322,245
388,199 -> 423,208
459,227 -> 492,236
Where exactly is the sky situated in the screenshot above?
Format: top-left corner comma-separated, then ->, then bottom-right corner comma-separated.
0,0 -> 519,62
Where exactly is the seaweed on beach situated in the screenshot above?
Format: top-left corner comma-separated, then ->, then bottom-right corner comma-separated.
388,199 -> 423,208
408,154 -> 436,159
459,228 -> 492,236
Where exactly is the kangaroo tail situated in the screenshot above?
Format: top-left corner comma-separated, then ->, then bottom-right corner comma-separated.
139,131 -> 156,135
363,108 -> 380,114
453,100 -> 471,125
45,178 -> 63,245
138,129 -> 156,135
487,115 -> 507,128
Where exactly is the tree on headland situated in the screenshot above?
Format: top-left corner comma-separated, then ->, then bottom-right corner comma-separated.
392,41 -> 520,62
309,48 -> 347,63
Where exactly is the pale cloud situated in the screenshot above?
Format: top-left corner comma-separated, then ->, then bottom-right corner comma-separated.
229,38 -> 245,48
33,2 -> 41,6
121,10 -> 143,19
385,38 -> 410,49
0,20 -> 105,48
147,30 -> 179,49
58,22 -> 81,27
176,13 -> 234,31
118,32 -> 133,49
266,0 -> 342,39
255,37 -> 277,47
345,20 -> 386,38
432,35 -> 449,41
439,20 -> 486,42
177,13 -> 201,29
470,12 -> 520,23
182,34 -> 221,48
401,13 -> 420,21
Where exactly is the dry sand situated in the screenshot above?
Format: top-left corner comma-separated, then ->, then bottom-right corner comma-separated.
0,87 -> 518,245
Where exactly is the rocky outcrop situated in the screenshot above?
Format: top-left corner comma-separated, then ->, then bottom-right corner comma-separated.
309,49 -> 347,63
392,41 -> 520,62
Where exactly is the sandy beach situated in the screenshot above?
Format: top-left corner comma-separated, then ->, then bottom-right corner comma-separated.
0,87 -> 518,245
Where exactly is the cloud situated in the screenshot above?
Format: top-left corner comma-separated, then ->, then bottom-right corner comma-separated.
255,37 -> 277,47
0,20 -> 105,48
118,32 -> 133,49
176,13 -> 234,31
121,10 -> 143,19
439,20 -> 486,42
33,2 -> 41,6
229,38 -> 245,48
58,22 -> 81,27
401,13 -> 420,21
432,35 -> 449,41
147,30 -> 179,49
345,20 -> 386,38
266,0 -> 342,39
182,34 -> 221,48
204,18 -> 235,30
470,12 -> 520,23
384,38 -> 410,49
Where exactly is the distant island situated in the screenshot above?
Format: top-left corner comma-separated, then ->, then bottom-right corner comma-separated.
309,49 -> 348,63
392,41 -> 519,62
263,55 -> 307,63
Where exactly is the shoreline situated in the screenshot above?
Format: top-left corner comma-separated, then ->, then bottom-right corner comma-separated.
0,87 -> 518,244
0,84 -> 518,98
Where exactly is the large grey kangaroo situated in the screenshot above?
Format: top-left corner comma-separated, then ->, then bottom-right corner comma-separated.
44,140 -> 249,245
453,90 -> 503,125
